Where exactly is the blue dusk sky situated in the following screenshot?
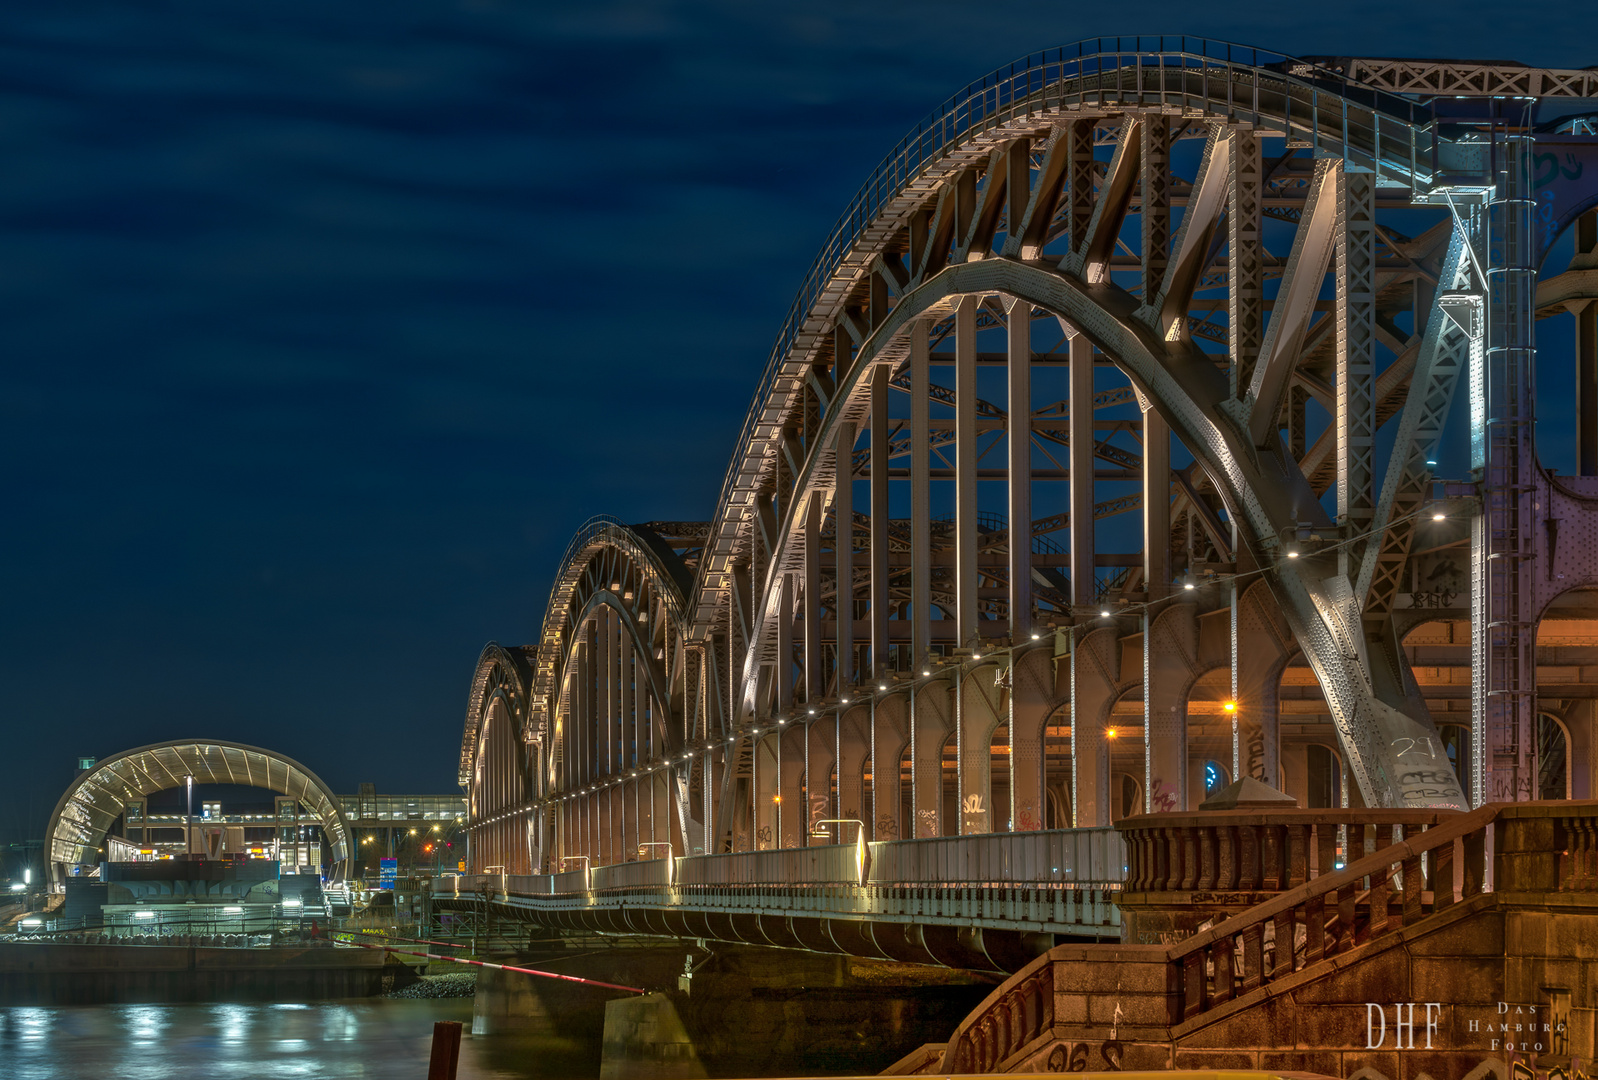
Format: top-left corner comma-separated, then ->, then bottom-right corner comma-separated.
1,2 -> 1592,841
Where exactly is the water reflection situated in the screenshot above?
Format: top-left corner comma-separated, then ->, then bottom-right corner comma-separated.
124,1006 -> 161,1055
208,1003 -> 252,1046
0,1000 -> 592,1080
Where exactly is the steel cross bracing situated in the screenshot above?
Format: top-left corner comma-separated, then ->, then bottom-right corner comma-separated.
720,60 -> 1474,813
456,40 -> 1598,900
1300,57 -> 1598,100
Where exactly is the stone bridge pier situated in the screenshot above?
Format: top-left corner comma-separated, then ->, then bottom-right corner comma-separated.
463,932 -> 995,1079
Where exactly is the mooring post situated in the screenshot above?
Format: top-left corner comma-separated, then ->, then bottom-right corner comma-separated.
427,1020 -> 462,1080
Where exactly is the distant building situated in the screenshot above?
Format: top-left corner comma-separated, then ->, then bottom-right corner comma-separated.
48,741 -> 465,889
341,783 -> 467,878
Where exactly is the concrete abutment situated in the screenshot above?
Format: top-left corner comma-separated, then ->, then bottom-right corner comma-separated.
468,939 -> 995,1076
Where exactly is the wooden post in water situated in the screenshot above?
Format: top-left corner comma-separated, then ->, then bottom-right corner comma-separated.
427,1020 -> 462,1080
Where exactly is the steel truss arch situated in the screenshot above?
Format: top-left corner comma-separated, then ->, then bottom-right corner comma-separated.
465,515 -> 703,870
704,43 -> 1485,808
694,37 -> 1445,635
458,643 -> 534,788
464,40 -> 1598,875
747,252 -> 1469,808
526,515 -> 692,746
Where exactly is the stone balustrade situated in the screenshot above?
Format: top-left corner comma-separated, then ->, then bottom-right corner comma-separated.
931,800 -> 1598,1076
1114,806 -> 1458,944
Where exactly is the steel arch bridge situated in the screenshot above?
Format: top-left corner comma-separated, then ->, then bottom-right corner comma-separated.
456,40 -> 1598,951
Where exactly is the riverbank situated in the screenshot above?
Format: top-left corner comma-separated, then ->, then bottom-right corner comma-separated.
387,971 -> 476,998
0,940 -> 419,1004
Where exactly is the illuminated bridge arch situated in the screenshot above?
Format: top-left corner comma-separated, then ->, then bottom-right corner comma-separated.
465,517 -> 705,871
46,739 -> 352,890
699,42 -> 1492,826
463,39 -> 1598,879
459,643 -> 535,874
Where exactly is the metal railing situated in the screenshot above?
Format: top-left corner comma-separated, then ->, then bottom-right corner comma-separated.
868,828 -> 1122,887
591,859 -> 668,890
678,844 -> 863,887
451,828 -> 1125,900
10,906 -> 325,945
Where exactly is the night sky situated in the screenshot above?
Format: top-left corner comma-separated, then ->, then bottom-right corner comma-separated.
3,3 -> 1593,843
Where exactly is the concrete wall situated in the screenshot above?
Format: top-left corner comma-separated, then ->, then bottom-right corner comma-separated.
0,941 -> 409,1004
471,941 -> 994,1077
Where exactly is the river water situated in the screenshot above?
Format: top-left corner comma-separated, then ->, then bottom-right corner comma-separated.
0,999 -> 597,1080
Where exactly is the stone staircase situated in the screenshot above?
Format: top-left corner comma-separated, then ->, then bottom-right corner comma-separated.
896,801 -> 1598,1079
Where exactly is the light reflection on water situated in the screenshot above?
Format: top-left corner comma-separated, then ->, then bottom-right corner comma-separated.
0,1000 -> 594,1080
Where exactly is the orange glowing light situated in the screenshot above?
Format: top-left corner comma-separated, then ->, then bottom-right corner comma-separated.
1223,700 -> 1238,714
1105,727 -> 1119,740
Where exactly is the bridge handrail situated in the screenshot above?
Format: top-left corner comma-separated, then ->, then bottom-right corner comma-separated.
698,34 -> 1438,617
593,859 -> 670,891
1117,807 -> 1461,893
865,827 -> 1125,887
937,801 -> 1596,1071
448,828 -> 1126,898
678,844 -> 861,887
1166,804 -> 1490,967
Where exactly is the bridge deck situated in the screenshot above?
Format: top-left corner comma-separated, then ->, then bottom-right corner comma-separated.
437,829 -> 1126,964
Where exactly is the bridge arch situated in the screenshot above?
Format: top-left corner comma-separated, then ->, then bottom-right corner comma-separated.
1532,585 -> 1598,803
472,516 -> 699,871
690,39 -> 1598,816
45,739 -> 352,890
458,643 -> 533,790
463,41 -> 1598,876
738,252 -> 1470,810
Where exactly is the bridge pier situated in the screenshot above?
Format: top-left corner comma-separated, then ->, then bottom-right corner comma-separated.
468,935 -> 994,1076
601,993 -> 704,1080
472,965 -> 591,1036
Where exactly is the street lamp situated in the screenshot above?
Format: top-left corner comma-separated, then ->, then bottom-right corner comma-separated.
637,842 -> 673,885
185,775 -> 194,858
809,819 -> 870,886
559,855 -> 591,892
810,818 -> 865,841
